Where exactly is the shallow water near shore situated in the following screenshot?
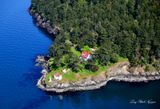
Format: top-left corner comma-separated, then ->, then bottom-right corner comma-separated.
0,0 -> 160,109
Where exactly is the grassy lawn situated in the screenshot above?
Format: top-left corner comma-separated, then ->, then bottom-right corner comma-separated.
70,46 -> 81,56
45,48 -> 128,84
118,56 -> 128,62
45,67 -> 63,84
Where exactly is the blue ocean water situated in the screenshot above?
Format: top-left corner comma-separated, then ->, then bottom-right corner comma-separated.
0,0 -> 160,109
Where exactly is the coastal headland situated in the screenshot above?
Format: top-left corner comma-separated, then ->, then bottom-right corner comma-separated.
29,7 -> 160,93
36,56 -> 160,93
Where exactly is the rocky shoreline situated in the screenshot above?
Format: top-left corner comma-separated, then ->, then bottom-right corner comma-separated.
29,9 -> 59,36
36,56 -> 160,93
108,62 -> 160,82
30,9 -> 160,93
37,75 -> 108,93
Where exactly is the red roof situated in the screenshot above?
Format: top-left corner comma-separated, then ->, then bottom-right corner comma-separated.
81,51 -> 90,59
54,73 -> 61,77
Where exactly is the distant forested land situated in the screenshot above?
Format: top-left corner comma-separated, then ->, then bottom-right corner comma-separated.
30,0 -> 160,71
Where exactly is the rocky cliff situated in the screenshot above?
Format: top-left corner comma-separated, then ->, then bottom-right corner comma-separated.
36,56 -> 160,93
29,9 -> 59,36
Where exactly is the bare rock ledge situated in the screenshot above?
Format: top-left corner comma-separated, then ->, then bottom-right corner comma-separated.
29,9 -> 59,36
36,61 -> 160,93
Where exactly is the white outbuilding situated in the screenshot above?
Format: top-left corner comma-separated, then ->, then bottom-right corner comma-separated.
62,69 -> 67,73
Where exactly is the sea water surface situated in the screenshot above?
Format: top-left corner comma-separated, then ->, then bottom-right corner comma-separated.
0,0 -> 160,109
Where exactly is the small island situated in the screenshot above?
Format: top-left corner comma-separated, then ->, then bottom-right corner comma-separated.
29,0 -> 160,93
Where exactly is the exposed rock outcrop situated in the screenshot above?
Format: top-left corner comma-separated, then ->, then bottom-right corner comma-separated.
30,7 -> 160,93
35,55 -> 49,70
107,62 -> 160,82
36,57 -> 160,93
29,9 -> 60,36
37,76 -> 108,93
